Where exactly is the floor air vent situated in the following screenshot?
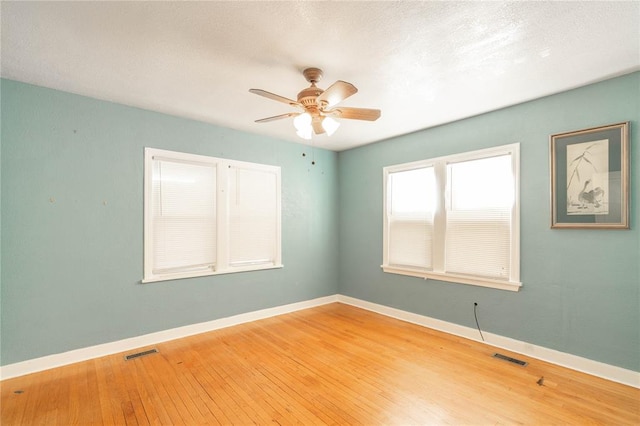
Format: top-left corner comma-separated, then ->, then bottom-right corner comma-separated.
124,348 -> 159,361
493,353 -> 528,366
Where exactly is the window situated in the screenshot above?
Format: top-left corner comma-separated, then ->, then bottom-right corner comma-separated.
144,148 -> 282,283
382,144 -> 520,291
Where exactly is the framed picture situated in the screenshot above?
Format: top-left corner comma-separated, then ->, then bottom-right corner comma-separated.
550,122 -> 629,229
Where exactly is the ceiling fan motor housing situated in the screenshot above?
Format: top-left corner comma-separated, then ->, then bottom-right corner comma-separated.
250,66 -> 380,129
297,86 -> 324,109
298,67 -> 326,113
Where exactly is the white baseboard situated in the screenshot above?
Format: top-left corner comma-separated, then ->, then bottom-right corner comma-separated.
0,295 -> 339,380
2,293 -> 638,389
337,295 -> 640,389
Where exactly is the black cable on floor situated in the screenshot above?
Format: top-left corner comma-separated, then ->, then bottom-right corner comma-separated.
474,302 -> 485,342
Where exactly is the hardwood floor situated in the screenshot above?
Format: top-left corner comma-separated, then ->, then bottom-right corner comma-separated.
2,303 -> 639,425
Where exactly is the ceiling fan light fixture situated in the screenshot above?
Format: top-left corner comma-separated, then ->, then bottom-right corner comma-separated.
294,112 -> 314,140
322,116 -> 340,136
296,127 -> 312,140
294,113 -> 313,139
251,67 -> 380,141
293,112 -> 311,131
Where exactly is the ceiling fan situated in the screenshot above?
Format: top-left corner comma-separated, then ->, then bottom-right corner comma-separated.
249,67 -> 381,140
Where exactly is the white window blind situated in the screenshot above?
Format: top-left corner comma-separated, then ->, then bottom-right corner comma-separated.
445,154 -> 514,279
387,167 -> 436,269
144,148 -> 282,283
151,158 -> 217,274
228,166 -> 278,267
382,144 -> 520,291
445,209 -> 511,279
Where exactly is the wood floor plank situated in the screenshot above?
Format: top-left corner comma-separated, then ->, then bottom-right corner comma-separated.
94,356 -> 126,426
158,348 -> 223,424
2,303 -> 638,425
128,355 -> 173,425
248,325 -> 385,423
178,340 -> 252,425
108,352 -> 148,425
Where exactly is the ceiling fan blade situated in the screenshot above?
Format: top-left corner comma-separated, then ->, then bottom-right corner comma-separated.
255,112 -> 299,123
249,89 -> 303,108
311,116 -> 326,135
326,107 -> 381,121
316,80 -> 357,108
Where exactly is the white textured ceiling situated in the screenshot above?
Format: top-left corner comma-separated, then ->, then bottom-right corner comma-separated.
2,1 -> 639,151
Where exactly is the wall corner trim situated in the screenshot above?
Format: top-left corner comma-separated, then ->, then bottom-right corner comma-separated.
337,295 -> 640,389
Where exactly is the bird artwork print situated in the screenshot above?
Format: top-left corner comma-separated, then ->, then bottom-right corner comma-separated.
566,139 -> 609,215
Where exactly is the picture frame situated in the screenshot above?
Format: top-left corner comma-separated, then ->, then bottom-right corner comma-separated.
550,122 -> 629,229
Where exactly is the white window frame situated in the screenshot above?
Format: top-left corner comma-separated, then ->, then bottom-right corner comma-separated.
382,144 -> 521,292
143,148 -> 282,283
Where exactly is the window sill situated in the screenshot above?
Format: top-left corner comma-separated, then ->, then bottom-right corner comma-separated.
381,265 -> 521,292
143,264 -> 284,284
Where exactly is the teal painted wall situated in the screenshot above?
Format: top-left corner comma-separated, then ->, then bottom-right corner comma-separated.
2,73 -> 638,372
338,72 -> 639,372
1,79 -> 339,365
